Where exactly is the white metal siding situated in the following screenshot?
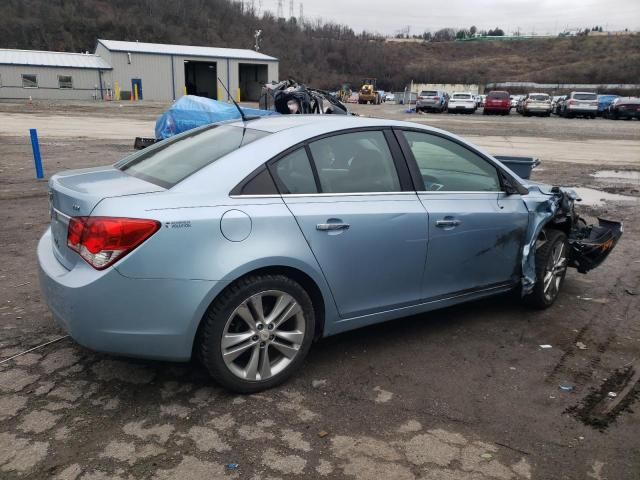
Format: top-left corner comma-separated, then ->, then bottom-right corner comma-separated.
108,51 -> 173,101
0,65 -> 111,100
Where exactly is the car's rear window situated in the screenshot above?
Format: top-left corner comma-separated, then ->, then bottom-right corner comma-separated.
530,94 -> 549,101
421,91 -> 438,96
116,125 -> 269,188
453,94 -> 471,99
574,93 -> 597,101
488,91 -> 509,99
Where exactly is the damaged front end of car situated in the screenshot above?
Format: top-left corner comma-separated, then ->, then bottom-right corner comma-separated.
520,183 -> 623,294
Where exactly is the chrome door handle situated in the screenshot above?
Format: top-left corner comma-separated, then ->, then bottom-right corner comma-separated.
436,219 -> 461,228
316,223 -> 350,231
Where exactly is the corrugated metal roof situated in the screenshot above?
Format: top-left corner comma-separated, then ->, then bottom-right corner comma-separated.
98,39 -> 278,62
0,49 -> 112,69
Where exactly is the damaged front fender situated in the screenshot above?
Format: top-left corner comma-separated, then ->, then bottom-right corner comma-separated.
519,183 -> 622,295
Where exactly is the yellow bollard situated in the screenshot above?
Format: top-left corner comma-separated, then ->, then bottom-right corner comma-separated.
114,81 -> 120,101
236,88 -> 241,102
218,87 -> 223,101
134,84 -> 139,101
183,85 -> 187,96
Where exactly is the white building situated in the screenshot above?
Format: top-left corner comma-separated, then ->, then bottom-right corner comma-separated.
0,39 -> 279,102
0,49 -> 111,100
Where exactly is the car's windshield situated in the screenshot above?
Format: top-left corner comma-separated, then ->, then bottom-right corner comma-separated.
574,93 -> 597,101
488,91 -> 509,99
116,125 -> 270,188
453,94 -> 471,99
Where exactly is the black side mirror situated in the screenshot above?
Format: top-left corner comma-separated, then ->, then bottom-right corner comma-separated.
501,173 -> 527,195
503,181 -> 520,195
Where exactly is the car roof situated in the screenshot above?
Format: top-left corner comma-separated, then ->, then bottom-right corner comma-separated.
228,114 -> 410,134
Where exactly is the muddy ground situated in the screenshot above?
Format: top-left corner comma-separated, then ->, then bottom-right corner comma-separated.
0,100 -> 639,480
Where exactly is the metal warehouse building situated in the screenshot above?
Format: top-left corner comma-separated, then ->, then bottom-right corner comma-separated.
0,39 -> 279,102
0,49 -> 112,100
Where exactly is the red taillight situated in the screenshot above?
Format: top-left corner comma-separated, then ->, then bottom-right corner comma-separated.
67,217 -> 160,270
567,99 -> 576,105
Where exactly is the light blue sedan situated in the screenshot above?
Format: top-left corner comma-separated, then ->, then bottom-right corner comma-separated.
38,115 -> 621,392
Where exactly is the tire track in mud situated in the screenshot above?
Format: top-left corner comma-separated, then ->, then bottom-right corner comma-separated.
545,266 -> 640,429
545,270 -> 637,385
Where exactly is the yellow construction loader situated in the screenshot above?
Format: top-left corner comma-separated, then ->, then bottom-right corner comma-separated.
358,78 -> 381,104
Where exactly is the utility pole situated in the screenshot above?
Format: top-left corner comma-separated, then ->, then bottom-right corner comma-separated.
289,0 -> 294,18
299,2 -> 303,22
277,0 -> 283,18
254,29 -> 262,51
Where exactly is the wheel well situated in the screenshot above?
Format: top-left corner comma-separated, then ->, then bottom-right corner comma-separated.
193,266 -> 326,358
248,266 -> 325,341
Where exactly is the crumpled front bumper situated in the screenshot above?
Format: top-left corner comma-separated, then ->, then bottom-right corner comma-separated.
568,218 -> 623,273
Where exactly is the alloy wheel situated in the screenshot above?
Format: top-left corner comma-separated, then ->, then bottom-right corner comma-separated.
543,241 -> 567,302
221,290 -> 306,381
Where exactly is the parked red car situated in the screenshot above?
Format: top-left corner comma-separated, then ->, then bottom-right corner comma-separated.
483,90 -> 511,115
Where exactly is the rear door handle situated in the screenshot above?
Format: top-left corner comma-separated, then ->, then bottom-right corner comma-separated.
316,223 -> 350,231
436,219 -> 461,228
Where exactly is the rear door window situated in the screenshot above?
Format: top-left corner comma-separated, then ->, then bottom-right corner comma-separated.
117,125 -> 269,188
272,148 -> 318,194
308,131 -> 401,193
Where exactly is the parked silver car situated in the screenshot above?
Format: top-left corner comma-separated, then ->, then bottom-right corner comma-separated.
519,93 -> 553,116
557,92 -> 598,118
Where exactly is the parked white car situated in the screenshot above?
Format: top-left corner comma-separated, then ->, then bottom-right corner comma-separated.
447,92 -> 476,114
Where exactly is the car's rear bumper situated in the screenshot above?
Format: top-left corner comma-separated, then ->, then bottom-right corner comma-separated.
567,105 -> 597,114
449,104 -> 475,111
38,228 -> 218,361
416,100 -> 443,109
524,106 -> 552,113
483,106 -> 510,112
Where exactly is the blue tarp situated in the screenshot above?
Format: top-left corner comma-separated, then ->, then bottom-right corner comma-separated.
155,95 -> 278,140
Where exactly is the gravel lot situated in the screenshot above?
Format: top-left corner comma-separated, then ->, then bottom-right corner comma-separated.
0,100 -> 639,480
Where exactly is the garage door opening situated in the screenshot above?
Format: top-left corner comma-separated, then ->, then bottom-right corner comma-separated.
239,63 -> 268,101
184,61 -> 217,99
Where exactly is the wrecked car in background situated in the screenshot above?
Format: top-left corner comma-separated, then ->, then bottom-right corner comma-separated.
259,79 -> 351,115
39,115 -> 622,393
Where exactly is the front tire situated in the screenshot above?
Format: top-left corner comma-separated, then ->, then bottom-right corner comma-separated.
524,230 -> 568,309
198,275 -> 315,393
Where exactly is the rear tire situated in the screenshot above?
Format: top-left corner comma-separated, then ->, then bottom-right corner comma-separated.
524,230 -> 568,309
198,274 -> 315,393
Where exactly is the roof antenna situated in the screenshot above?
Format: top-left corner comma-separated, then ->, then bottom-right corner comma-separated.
217,77 -> 257,122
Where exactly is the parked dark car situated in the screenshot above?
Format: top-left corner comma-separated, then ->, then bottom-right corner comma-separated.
483,90 -> 511,115
604,97 -> 640,120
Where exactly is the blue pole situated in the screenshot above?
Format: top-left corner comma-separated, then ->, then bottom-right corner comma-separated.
29,128 -> 44,180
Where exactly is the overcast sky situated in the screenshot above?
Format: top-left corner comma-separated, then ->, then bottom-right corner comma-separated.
255,0 -> 640,35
